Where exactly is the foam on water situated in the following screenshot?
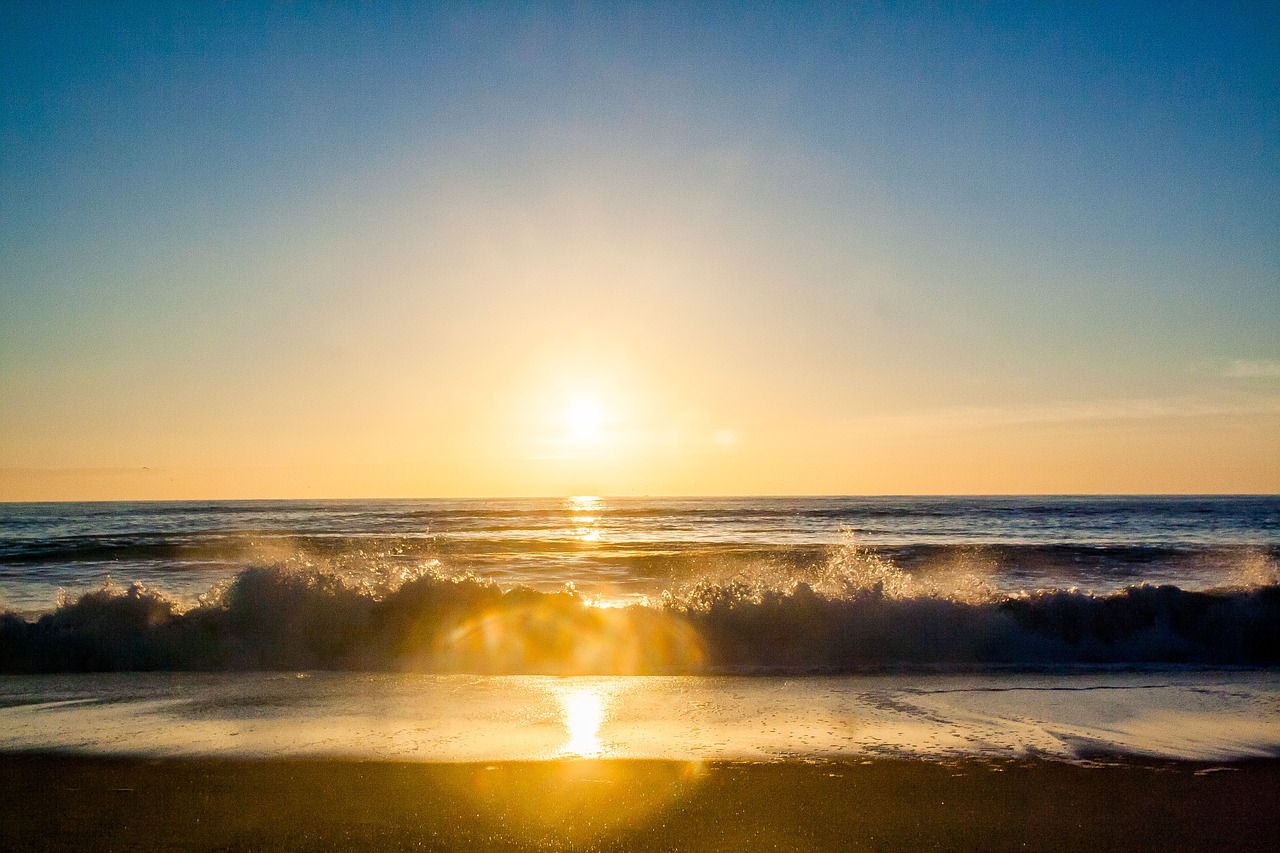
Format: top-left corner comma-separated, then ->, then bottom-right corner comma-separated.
1,555 -> 1277,673
0,671 -> 1275,762
3,497 -> 1277,616
3,499 -> 1277,763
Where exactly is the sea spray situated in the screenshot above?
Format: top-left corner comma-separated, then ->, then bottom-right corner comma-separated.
2,558 -> 1277,673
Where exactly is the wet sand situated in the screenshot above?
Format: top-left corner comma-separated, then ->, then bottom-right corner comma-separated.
2,755 -> 1277,851
6,671 -> 1277,764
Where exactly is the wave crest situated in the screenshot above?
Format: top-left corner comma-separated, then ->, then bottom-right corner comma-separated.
2,561 -> 1277,673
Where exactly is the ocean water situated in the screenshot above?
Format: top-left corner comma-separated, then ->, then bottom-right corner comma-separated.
3,495 -> 1279,606
1,496 -> 1278,761
1,496 -> 1278,669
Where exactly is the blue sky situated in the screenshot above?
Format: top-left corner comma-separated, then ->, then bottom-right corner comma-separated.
2,2 -> 1277,497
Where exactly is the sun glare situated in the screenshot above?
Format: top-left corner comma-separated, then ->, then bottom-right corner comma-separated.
566,399 -> 604,443
559,689 -> 606,756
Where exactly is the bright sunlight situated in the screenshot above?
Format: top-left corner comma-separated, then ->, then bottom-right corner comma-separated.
566,399 -> 605,444
559,689 -> 606,756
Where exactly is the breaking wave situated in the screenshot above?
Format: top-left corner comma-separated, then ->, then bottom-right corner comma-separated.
2,544 -> 1277,673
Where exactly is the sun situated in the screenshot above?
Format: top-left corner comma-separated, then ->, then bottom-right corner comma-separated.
566,399 -> 605,442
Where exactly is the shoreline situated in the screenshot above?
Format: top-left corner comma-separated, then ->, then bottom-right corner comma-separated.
3,754 -> 1277,851
4,669 -> 1277,765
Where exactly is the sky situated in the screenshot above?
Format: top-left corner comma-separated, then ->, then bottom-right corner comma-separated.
2,2 -> 1278,499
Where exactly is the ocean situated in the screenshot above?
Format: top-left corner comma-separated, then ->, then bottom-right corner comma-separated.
4,495 -> 1278,612
1,496 -> 1277,762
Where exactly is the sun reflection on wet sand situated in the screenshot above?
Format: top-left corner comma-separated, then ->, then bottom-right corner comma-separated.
552,682 -> 617,757
559,690 -> 606,755
1,672 -> 1273,763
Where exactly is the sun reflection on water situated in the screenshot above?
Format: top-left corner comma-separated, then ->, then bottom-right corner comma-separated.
567,496 -> 603,543
572,519 -> 601,542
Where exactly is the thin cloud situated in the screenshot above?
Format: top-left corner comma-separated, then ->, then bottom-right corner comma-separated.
854,395 -> 1280,434
1225,359 -> 1280,379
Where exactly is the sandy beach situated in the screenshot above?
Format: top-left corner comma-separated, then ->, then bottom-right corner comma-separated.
2,670 -> 1275,850
3,754 -> 1276,851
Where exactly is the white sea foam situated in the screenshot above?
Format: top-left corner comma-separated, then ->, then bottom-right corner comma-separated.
2,499 -> 1277,673
0,671 -> 1275,763
1,560 -> 1278,673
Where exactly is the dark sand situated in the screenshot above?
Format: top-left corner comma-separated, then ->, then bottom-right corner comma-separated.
2,755 -> 1277,851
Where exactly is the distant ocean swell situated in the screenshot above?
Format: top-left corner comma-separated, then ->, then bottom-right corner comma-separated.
2,547 -> 1277,674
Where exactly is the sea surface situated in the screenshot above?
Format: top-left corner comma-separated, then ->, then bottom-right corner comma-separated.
1,496 -> 1278,761
3,495 -> 1278,614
